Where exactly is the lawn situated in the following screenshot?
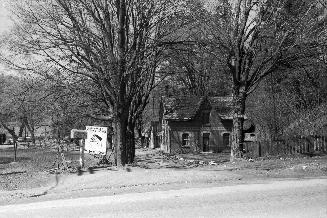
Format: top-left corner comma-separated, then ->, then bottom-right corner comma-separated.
0,146 -> 99,190
1,145 -> 327,191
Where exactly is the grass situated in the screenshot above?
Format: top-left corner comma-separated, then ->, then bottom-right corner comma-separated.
0,146 -> 100,190
1,146 -> 326,191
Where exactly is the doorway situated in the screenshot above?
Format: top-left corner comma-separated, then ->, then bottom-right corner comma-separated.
202,133 -> 210,152
223,133 -> 230,148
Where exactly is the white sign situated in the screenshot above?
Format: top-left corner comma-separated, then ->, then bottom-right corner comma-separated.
85,126 -> 108,154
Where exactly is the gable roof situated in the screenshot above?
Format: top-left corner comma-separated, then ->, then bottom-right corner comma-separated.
163,96 -> 203,120
163,96 -> 233,121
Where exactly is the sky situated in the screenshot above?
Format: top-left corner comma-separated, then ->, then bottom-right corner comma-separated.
0,0 -> 14,74
0,0 -> 12,34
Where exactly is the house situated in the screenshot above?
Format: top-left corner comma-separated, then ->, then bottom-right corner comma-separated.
157,95 -> 236,153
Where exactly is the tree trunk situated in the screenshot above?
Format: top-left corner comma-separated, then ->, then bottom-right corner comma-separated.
30,130 -> 36,145
137,126 -> 145,148
18,123 -> 25,137
230,92 -> 246,161
113,104 -> 130,167
114,0 -> 129,167
114,119 -> 125,167
0,123 -> 19,162
126,122 -> 136,164
25,120 -> 36,145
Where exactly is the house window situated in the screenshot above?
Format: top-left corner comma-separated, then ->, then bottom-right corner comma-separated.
202,112 -> 210,124
182,133 -> 190,147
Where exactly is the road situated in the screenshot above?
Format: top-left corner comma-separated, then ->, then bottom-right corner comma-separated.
0,178 -> 326,218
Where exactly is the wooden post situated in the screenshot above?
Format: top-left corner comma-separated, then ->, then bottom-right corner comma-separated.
71,129 -> 88,169
80,139 -> 85,168
305,140 -> 307,153
289,140 -> 293,154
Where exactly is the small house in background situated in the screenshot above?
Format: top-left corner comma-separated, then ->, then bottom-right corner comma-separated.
153,95 -> 255,154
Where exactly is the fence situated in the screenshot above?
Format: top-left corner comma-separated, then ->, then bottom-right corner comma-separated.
244,135 -> 327,157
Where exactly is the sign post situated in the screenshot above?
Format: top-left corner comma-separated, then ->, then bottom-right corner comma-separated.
79,139 -> 85,168
71,129 -> 88,169
71,126 -> 108,170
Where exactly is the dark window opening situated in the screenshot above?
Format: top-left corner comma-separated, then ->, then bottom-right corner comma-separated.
182,133 -> 190,147
203,133 -> 210,152
223,133 -> 230,147
202,112 -> 210,124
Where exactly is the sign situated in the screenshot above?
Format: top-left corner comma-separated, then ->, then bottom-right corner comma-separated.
85,126 -> 108,154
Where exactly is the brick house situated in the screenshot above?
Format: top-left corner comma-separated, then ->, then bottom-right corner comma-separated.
157,96 -> 236,153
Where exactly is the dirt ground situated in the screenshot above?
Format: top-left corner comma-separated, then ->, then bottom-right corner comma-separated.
1,146 -> 327,205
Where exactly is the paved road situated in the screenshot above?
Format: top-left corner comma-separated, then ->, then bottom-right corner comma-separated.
0,178 -> 326,218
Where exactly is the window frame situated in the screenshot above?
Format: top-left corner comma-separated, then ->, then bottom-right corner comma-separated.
181,132 -> 190,147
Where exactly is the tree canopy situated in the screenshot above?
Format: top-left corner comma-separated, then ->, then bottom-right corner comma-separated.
0,0 -> 326,163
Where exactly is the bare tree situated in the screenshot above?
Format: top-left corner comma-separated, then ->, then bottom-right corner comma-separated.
165,44 -> 232,96
189,0 -> 327,160
6,0 -> 184,165
0,74 -> 21,161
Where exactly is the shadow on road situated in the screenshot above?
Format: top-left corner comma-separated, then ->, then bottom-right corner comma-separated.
30,173 -> 60,198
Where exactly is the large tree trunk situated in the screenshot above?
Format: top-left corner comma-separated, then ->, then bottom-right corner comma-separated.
230,91 -> 246,161
126,122 -> 136,164
114,0 -> 129,167
114,112 -> 128,167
